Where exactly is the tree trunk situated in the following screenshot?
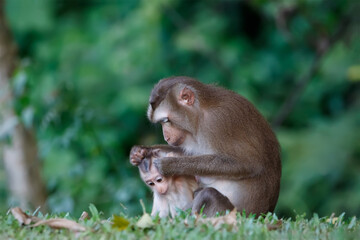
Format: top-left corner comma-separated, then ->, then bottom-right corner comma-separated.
0,0 -> 47,211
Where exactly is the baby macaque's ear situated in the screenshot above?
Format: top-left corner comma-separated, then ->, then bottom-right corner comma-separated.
139,158 -> 151,173
152,148 -> 161,157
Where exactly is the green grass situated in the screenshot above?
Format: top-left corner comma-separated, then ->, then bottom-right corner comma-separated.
1,206 -> 359,240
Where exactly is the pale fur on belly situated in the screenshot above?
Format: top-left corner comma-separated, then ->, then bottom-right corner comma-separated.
197,176 -> 244,210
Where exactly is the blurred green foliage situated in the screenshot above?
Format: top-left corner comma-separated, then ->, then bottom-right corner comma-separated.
0,0 -> 359,218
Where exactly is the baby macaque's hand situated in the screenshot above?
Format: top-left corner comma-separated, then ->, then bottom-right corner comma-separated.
129,146 -> 148,166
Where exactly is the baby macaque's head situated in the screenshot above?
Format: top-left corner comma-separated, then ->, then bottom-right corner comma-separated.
138,150 -> 173,195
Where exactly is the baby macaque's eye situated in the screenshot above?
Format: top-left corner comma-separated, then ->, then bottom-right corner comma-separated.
148,182 -> 155,186
156,177 -> 163,183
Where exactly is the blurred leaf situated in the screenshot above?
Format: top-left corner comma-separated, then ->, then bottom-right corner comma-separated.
347,65 -> 360,81
0,117 -> 18,140
79,211 -> 90,221
112,215 -> 130,231
348,216 -> 357,229
6,0 -> 53,32
11,207 -> 86,232
21,107 -> 34,128
10,207 -> 39,225
89,204 -> 100,221
12,71 -> 27,97
135,199 -> 154,229
31,219 -> 86,232
135,213 -> 154,229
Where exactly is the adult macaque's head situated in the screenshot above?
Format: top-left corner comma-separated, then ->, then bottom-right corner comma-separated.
147,77 -> 204,147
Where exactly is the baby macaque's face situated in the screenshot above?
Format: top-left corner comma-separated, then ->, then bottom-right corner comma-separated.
139,150 -> 173,195
140,163 -> 169,195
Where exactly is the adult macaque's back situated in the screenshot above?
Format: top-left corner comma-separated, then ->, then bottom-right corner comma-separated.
135,76 -> 281,216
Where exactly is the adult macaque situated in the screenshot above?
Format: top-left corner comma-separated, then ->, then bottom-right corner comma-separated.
131,76 -> 281,216
131,147 -> 198,218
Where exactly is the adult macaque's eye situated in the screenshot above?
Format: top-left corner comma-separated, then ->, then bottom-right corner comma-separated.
148,182 -> 155,186
156,177 -> 163,183
162,118 -> 169,123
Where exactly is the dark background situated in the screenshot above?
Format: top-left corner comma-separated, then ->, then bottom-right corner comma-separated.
1,0 -> 359,218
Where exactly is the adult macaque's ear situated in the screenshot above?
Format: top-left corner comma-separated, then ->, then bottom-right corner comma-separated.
179,87 -> 195,106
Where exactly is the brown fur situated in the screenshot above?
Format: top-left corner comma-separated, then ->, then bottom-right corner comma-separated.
192,187 -> 235,217
133,76 -> 281,216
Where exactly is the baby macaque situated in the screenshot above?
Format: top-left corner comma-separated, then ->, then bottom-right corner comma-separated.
135,148 -> 198,218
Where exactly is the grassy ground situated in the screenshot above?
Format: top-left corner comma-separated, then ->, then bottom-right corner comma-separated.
1,206 -> 359,240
